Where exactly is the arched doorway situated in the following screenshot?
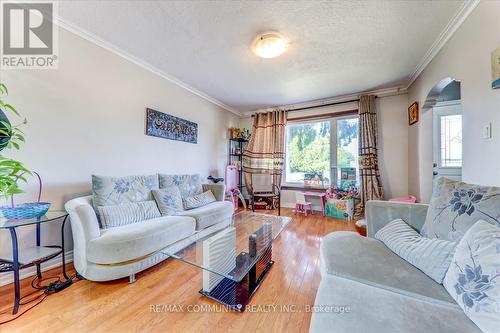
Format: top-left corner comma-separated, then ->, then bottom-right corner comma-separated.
423,78 -> 463,188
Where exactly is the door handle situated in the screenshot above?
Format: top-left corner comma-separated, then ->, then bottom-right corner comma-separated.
433,171 -> 438,176
433,163 -> 438,168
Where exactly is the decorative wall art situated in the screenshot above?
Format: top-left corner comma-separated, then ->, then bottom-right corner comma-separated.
145,108 -> 198,144
492,47 -> 500,89
408,102 -> 419,126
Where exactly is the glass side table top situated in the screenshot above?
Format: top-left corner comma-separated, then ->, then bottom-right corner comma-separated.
0,211 -> 68,229
161,212 -> 291,282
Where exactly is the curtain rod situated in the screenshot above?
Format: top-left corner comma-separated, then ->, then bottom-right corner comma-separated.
251,96 -> 378,116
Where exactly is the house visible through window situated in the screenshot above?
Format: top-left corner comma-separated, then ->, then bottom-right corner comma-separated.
284,116 -> 359,187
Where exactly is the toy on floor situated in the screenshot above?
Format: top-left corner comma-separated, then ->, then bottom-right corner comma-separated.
293,192 -> 313,216
225,164 -> 246,210
389,195 -> 417,203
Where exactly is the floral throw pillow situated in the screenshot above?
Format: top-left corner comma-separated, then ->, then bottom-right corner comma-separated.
159,174 -> 203,199
92,175 -> 159,208
152,187 -> 184,216
443,220 -> 500,333
421,177 -> 500,241
92,175 -> 159,226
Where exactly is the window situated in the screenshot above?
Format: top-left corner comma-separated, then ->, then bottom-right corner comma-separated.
439,114 -> 462,168
284,116 -> 359,186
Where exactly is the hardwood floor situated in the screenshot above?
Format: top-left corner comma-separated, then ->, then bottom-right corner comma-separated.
0,208 -> 357,333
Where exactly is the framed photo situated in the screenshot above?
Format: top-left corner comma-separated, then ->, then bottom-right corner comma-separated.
492,47 -> 500,89
408,102 -> 419,126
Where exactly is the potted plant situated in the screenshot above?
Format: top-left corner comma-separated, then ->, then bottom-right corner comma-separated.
0,83 -> 50,219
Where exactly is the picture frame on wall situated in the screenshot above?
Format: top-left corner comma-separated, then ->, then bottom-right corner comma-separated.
145,108 -> 198,144
408,102 -> 419,126
492,46 -> 500,89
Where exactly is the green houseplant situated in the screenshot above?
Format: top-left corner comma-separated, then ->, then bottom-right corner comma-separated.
0,83 -> 32,209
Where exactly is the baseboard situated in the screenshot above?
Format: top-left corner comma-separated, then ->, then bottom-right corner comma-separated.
0,251 -> 73,287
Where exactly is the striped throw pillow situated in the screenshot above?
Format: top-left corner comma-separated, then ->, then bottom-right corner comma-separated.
183,190 -> 216,210
97,201 -> 161,229
375,218 -> 457,283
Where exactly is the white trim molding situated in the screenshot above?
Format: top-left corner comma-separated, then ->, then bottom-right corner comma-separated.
406,0 -> 480,88
0,251 -> 73,287
243,86 -> 408,117
53,18 -> 242,117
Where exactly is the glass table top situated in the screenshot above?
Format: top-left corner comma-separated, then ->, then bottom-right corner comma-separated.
0,211 -> 68,229
161,212 -> 291,282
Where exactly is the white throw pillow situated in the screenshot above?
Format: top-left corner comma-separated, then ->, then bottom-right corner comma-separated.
443,220 -> 500,333
375,218 -> 457,283
183,190 -> 216,210
97,201 -> 161,229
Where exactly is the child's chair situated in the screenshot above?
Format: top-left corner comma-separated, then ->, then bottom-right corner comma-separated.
293,192 -> 313,216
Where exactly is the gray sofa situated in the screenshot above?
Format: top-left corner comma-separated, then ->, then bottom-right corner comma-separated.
310,200 -> 481,333
65,176 -> 233,282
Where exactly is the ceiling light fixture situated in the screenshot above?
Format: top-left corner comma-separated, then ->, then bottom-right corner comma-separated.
251,32 -> 288,59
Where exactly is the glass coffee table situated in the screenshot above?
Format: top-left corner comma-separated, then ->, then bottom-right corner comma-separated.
161,212 -> 290,312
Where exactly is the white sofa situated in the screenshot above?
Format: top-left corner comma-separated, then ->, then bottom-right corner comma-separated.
65,182 -> 234,282
309,200 -> 481,333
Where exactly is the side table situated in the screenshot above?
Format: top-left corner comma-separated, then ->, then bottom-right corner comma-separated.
0,212 -> 70,314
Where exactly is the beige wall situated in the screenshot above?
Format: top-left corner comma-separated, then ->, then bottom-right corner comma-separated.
377,94 -> 409,199
240,94 -> 409,208
407,1 -> 500,202
0,26 -> 238,284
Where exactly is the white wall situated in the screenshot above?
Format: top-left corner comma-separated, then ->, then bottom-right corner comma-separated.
377,94 -> 409,199
0,26 -> 238,284
407,1 -> 500,202
240,94 -> 409,209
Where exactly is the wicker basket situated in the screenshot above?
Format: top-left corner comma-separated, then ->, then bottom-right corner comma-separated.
0,172 -> 51,220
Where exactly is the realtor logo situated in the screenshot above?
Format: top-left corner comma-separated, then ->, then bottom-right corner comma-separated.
1,1 -> 58,69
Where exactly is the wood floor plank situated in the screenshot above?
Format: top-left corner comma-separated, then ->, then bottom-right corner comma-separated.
0,208 -> 357,332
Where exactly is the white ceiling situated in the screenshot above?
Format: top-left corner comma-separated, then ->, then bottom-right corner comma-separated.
58,0 -> 467,114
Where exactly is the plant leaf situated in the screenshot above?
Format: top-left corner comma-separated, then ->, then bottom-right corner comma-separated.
3,104 -> 19,116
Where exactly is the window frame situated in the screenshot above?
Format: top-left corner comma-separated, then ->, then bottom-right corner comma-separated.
283,114 -> 359,187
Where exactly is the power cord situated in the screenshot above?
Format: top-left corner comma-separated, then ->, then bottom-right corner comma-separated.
0,274 -> 77,325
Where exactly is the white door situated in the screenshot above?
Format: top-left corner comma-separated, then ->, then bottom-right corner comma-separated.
433,101 -> 462,181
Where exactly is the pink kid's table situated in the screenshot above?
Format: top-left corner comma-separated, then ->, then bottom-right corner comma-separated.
302,191 -> 326,216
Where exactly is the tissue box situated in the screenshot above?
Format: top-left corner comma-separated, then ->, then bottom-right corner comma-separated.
325,198 -> 354,220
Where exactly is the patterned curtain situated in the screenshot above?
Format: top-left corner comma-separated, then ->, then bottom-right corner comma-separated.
356,95 -> 384,217
243,110 -> 287,194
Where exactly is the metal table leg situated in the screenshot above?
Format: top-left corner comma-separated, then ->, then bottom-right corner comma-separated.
36,222 -> 42,279
61,215 -> 70,280
9,228 -> 20,315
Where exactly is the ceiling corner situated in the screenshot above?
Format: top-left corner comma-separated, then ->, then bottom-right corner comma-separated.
53,16 -> 242,117
405,0 -> 480,89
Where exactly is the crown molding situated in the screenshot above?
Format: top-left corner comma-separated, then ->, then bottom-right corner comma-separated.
406,0 -> 480,88
53,17 -> 242,117
242,86 -> 408,117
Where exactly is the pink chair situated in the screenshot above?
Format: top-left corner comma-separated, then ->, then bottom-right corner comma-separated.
293,192 -> 313,216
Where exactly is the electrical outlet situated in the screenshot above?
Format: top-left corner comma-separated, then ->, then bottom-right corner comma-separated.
483,123 -> 492,139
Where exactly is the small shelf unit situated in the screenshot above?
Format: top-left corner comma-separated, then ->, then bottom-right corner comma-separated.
228,138 -> 249,200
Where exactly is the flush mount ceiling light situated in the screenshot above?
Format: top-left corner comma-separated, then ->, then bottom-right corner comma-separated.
251,32 -> 289,59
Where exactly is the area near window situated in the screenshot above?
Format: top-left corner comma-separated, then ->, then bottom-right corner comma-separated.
439,114 -> 462,168
284,115 -> 359,187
